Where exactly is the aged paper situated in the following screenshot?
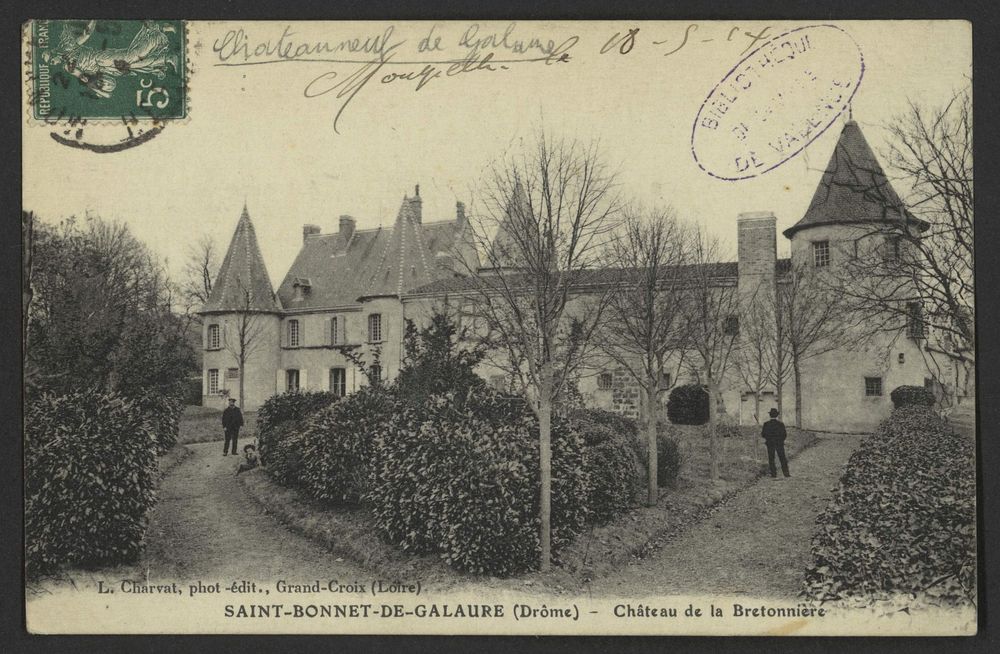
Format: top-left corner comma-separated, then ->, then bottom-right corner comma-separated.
23,20 -> 976,635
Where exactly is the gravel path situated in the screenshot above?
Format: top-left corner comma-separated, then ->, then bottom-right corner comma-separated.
136,440 -> 371,583
596,433 -> 865,599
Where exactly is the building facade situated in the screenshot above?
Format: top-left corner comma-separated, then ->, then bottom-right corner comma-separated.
200,121 -> 965,433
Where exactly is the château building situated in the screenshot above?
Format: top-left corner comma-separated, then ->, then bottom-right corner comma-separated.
200,121 -> 967,432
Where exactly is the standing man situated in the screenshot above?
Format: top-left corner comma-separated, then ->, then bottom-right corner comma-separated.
222,397 -> 244,457
761,407 -> 790,478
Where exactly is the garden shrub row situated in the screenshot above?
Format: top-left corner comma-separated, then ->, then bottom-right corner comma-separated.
260,387 -> 628,574
25,391 -> 158,577
803,406 -> 976,606
368,390 -> 588,575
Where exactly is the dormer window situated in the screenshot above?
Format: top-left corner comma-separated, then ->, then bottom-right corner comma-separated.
292,277 -> 312,301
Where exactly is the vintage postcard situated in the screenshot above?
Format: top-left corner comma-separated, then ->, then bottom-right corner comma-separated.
22,19 -> 976,636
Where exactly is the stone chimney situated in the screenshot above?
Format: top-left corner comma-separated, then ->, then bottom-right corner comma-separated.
455,201 -> 466,224
737,211 -> 777,294
339,215 -> 356,241
302,224 -> 321,243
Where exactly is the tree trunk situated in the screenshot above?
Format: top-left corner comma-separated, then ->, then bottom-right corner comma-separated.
239,351 -> 246,409
792,355 -> 803,429
752,392 -> 761,463
643,381 -> 658,507
776,373 -> 784,416
706,376 -> 719,481
538,395 -> 552,572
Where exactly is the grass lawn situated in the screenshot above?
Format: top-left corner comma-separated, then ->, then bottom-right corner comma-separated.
178,405 -> 258,444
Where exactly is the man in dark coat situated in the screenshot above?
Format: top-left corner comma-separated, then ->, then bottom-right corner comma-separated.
761,407 -> 790,478
222,398 -> 244,456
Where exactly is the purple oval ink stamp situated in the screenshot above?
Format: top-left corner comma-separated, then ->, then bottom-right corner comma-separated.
691,24 -> 864,181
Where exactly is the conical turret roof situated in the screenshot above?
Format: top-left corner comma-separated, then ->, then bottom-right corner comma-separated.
201,204 -> 281,312
783,120 -> 927,238
357,189 -> 438,299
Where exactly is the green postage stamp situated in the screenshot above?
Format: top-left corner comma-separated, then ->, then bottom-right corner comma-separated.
30,19 -> 186,121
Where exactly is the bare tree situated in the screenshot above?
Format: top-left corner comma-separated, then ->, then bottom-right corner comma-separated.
600,206 -> 690,505
463,131 -> 620,570
679,229 -> 741,481
181,235 -> 219,316
779,261 -> 858,428
734,279 -> 775,427
222,278 -> 269,408
839,89 -> 973,402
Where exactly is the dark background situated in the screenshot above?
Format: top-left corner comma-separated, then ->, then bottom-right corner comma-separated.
3,1 -> 997,652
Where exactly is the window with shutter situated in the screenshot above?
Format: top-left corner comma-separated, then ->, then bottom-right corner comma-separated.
331,316 -> 340,345
288,320 -> 300,348
286,369 -> 300,392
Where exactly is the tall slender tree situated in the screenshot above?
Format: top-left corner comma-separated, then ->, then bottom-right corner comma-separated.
462,131 -> 620,570
680,229 -> 742,481
601,206 -> 691,505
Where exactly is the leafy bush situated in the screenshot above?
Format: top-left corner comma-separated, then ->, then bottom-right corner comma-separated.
803,406 -> 976,606
25,391 -> 158,577
568,409 -> 642,523
656,428 -> 683,488
261,422 -> 307,488
298,387 -> 395,505
257,390 -> 340,435
666,384 -> 709,425
368,389 -> 588,575
132,394 -> 183,454
257,390 -> 339,470
890,385 -> 935,409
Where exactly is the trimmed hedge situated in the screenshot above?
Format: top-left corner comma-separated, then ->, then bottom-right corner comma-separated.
890,385 -> 935,409
258,390 -> 339,471
804,406 -> 976,605
666,384 -> 709,425
25,391 -> 158,577
367,389 -> 588,575
298,387 -> 395,505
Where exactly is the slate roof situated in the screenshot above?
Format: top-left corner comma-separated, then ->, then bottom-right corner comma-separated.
406,259 -> 779,296
784,120 -> 927,238
276,193 -> 477,310
201,205 -> 281,313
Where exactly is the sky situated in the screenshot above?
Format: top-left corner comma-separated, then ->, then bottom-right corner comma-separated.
23,20 -> 971,287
